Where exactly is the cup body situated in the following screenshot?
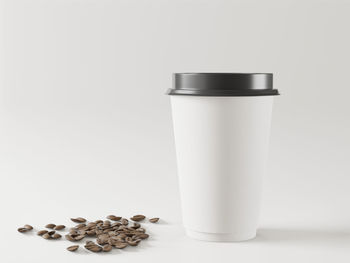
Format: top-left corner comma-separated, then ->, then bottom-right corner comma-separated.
170,95 -> 274,241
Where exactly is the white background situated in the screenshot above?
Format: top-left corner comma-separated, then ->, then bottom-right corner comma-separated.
1,0 -> 350,262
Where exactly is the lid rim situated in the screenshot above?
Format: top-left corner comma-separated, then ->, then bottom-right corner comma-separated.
167,88 -> 279,96
169,72 -> 278,97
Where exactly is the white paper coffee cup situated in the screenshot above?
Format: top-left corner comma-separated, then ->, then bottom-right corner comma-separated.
168,73 -> 279,242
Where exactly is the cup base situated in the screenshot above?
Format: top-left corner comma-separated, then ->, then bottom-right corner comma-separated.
185,229 -> 256,242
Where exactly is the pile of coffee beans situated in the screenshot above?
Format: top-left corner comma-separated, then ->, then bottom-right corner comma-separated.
18,214 -> 160,253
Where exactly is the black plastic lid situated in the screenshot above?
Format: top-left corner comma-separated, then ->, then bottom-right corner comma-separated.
167,73 -> 279,96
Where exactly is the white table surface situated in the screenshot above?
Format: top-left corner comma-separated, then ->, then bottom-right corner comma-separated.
2,160 -> 350,263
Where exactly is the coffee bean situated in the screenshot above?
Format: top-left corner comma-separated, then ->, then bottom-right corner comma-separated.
47,231 -> 55,235
84,242 -> 102,252
65,234 -> 75,241
37,230 -> 48,236
96,233 -> 109,245
103,244 -> 112,252
114,242 -> 128,249
135,233 -> 149,240
121,218 -> 129,225
117,233 -> 127,239
89,246 -> 102,253
108,230 -> 116,236
24,224 -> 33,230
135,228 -> 146,233
17,227 -> 27,233
111,222 -> 121,227
67,245 -> 79,252
86,230 -> 95,236
127,239 -> 139,246
74,234 -> 85,241
130,215 -> 145,222
71,217 -> 86,223
76,223 -> 87,229
107,238 -> 117,246
149,218 -> 159,223
131,222 -> 140,229
69,229 -> 78,235
45,224 -> 56,229
107,215 -> 122,221
54,225 -> 65,230
52,233 -> 61,239
78,230 -> 86,235
42,233 -> 51,239
95,229 -> 103,235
